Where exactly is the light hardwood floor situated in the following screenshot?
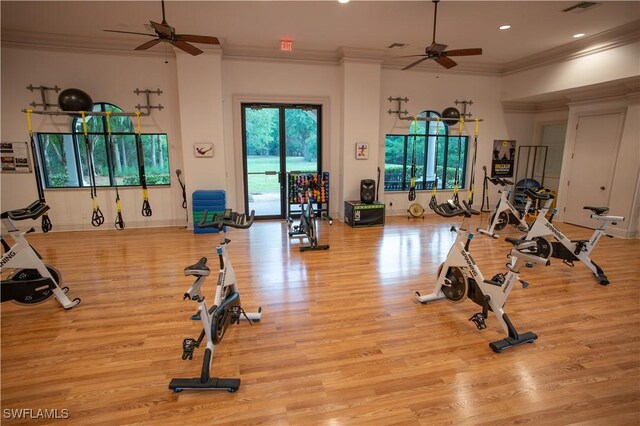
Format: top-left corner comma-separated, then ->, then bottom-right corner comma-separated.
2,214 -> 639,425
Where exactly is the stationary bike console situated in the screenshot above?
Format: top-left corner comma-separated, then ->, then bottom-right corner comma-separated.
0,200 -> 50,221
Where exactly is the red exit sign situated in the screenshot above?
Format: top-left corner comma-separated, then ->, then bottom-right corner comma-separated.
280,40 -> 293,52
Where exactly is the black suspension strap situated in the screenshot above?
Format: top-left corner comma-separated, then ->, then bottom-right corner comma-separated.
408,117 -> 418,201
135,111 -> 152,217
176,169 -> 187,209
428,117 -> 441,211
106,112 -> 125,230
452,117 -> 464,205
81,112 -> 104,227
26,110 -> 53,233
467,119 -> 480,208
480,165 -> 490,212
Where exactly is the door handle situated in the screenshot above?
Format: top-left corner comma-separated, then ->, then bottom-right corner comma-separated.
600,186 -> 606,190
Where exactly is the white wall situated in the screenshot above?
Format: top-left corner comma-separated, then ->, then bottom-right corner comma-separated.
555,95 -> 640,238
0,46 -> 186,230
2,39 -> 638,237
220,58 -> 342,217
502,41 -> 640,102
379,68 -> 509,215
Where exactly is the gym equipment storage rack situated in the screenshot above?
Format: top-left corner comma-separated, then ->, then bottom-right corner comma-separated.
286,172 -> 332,223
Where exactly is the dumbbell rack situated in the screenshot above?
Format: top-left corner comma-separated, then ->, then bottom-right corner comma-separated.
286,172 -> 331,221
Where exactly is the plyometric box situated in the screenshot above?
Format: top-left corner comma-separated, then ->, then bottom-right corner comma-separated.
344,201 -> 385,228
192,190 -> 225,234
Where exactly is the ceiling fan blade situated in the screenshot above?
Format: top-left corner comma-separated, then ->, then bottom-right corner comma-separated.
170,40 -> 203,56
443,48 -> 483,57
175,34 -> 220,45
103,29 -> 156,37
435,56 -> 457,69
151,20 -> 173,37
135,39 -> 161,51
396,54 -> 430,59
402,56 -> 431,71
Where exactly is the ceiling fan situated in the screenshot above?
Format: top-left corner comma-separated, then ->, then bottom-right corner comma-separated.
400,0 -> 482,70
103,0 -> 219,56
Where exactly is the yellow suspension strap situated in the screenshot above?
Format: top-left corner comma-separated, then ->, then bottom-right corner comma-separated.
106,112 -> 125,230
428,117 -> 441,211
26,109 -> 53,233
81,112 -> 104,227
135,111 -> 152,217
467,118 -> 480,208
451,116 -> 465,206
408,117 -> 418,201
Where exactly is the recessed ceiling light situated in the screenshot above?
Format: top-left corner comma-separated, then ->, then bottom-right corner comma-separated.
338,0 -> 350,3
573,33 -> 586,38
499,25 -> 511,30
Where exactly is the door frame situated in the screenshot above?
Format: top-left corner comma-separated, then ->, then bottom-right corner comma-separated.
232,94 -> 331,217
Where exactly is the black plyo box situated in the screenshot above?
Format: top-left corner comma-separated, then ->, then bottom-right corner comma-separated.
344,201 -> 385,228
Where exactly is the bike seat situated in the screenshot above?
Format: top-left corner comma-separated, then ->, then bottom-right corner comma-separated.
583,206 -> 609,215
184,257 -> 210,277
524,188 -> 553,201
1,201 -> 50,221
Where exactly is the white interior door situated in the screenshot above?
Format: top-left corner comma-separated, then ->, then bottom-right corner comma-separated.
564,112 -> 623,228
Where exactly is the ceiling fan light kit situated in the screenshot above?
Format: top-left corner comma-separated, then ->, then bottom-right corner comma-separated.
104,0 -> 220,56
399,0 -> 483,70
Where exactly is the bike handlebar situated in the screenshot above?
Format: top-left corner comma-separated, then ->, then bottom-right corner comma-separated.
1,200 -> 50,222
198,209 -> 255,230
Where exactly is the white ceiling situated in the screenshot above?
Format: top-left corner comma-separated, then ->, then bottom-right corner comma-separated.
2,1 -> 639,73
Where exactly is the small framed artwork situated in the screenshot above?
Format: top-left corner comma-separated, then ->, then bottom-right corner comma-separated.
355,143 -> 368,160
194,143 -> 213,158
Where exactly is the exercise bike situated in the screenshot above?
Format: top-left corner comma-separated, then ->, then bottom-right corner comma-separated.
416,199 -> 549,353
477,177 -> 532,239
1,201 -> 81,309
169,208 -> 262,393
519,188 -> 624,285
287,186 -> 330,252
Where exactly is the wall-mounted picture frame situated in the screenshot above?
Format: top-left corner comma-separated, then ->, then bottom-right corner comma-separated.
194,143 -> 213,158
355,143 -> 368,160
1,142 -> 31,173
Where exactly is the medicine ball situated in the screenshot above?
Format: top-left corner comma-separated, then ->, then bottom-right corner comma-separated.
441,107 -> 460,126
58,88 -> 94,116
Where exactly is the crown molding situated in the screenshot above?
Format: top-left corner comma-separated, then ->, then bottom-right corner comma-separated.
503,20 -> 640,75
502,99 -> 570,113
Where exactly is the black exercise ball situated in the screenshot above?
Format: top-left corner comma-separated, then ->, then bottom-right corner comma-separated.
58,88 -> 94,116
441,107 -> 460,126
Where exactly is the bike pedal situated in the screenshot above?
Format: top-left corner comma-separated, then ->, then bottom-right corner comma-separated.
469,313 -> 487,330
181,338 -> 198,360
563,259 -> 575,268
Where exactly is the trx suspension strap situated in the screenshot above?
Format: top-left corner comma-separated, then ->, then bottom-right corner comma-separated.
428,117 -> 441,212
106,112 -> 125,230
451,117 -> 465,206
408,117 -> 418,201
467,119 -> 480,208
480,165 -> 490,212
26,109 -> 53,233
135,112 -> 152,217
81,112 -> 105,227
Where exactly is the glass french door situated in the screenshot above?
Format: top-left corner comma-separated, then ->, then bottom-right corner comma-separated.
241,103 -> 322,219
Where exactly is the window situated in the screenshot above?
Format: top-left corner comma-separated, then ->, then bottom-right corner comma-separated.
384,110 -> 468,191
37,103 -> 170,188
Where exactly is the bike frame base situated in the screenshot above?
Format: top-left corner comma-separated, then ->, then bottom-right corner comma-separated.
489,331 -> 537,353
169,377 -> 240,393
